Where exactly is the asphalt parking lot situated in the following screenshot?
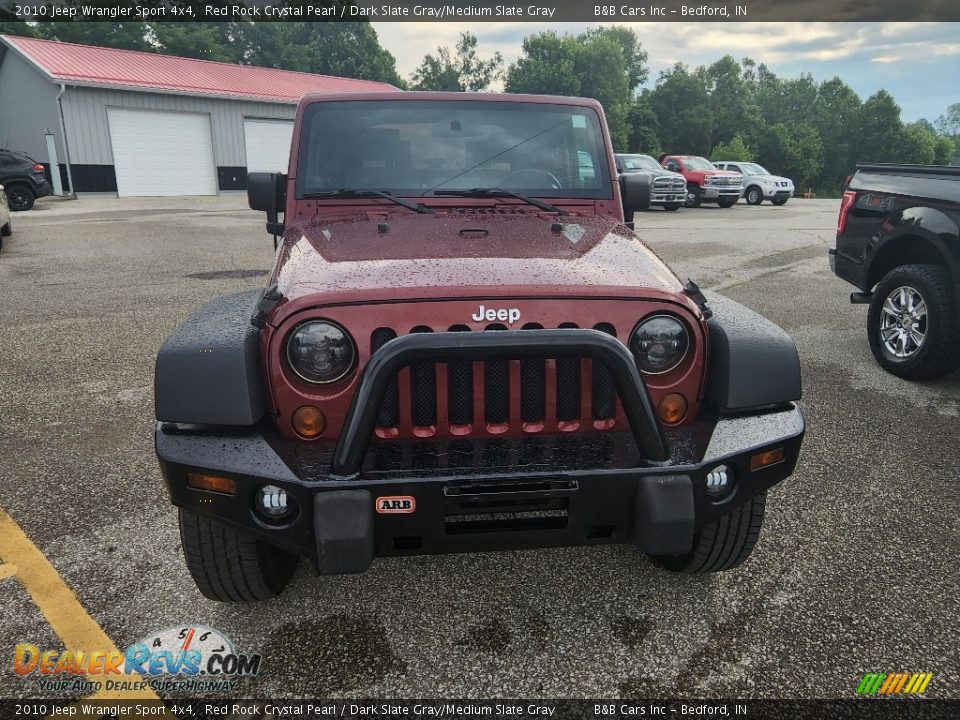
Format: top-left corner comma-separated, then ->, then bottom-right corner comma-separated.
0,195 -> 957,700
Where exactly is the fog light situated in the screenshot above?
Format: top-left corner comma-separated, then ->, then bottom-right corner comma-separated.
256,485 -> 291,519
705,464 -> 733,497
292,405 -> 325,438
658,393 -> 687,425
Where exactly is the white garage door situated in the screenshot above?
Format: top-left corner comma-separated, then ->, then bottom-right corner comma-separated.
243,119 -> 294,174
107,108 -> 217,197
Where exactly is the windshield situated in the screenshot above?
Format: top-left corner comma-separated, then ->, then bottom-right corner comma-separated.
681,157 -> 715,171
296,100 -> 612,199
737,163 -> 770,176
620,154 -> 662,171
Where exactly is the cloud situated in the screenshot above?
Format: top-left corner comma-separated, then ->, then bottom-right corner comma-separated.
371,21 -> 960,121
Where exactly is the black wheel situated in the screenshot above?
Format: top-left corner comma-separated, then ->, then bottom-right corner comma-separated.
1,220 -> 10,237
684,185 -> 701,208
745,186 -> 764,205
179,510 -> 299,602
717,198 -> 737,208
663,203 -> 682,211
771,197 -> 788,206
867,264 -> 960,380
652,493 -> 766,573
5,184 -> 35,212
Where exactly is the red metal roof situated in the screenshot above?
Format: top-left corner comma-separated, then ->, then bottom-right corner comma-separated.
1,34 -> 398,103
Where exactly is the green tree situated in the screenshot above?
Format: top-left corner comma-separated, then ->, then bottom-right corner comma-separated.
646,64 -> 712,155
696,55 -> 762,149
857,90 -> 904,162
934,136 -> 957,165
710,135 -> 754,161
579,25 -> 648,89
411,32 -> 503,91
151,23 -> 242,63
506,29 -> 640,149
935,103 -> 960,136
810,77 -> 862,194
758,123 -> 822,189
626,92 -> 661,154
897,123 -> 937,165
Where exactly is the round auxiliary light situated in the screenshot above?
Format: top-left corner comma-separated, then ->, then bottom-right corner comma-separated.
631,315 -> 690,374
292,405 -> 326,438
256,485 -> 292,520
658,392 -> 688,425
704,465 -> 734,498
287,320 -> 356,384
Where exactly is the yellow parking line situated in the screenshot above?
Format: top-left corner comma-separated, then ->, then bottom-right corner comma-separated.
0,508 -> 159,702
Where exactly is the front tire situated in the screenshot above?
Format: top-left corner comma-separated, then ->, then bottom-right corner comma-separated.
771,197 -> 789,206
652,493 -> 766,573
5,184 -> 35,212
1,220 -> 10,237
179,510 -> 299,602
745,186 -> 764,205
867,264 -> 960,379
684,185 -> 702,208
663,203 -> 682,211
717,198 -> 737,208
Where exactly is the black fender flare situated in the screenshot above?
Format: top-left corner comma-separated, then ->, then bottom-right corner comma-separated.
702,292 -> 801,413
154,290 -> 266,426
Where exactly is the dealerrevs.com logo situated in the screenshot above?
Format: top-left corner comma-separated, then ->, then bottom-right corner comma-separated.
14,625 -> 262,693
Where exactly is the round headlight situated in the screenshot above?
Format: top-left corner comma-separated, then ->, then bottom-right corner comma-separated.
631,315 -> 690,374
286,320 -> 355,384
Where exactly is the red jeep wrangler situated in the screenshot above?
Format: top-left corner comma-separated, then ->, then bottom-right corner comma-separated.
155,93 -> 804,601
660,154 -> 743,208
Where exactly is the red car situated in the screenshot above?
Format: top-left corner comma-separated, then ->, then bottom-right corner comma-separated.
155,93 -> 804,601
660,154 -> 743,208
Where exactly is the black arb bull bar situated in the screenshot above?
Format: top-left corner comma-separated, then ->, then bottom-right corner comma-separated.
157,318 -> 804,575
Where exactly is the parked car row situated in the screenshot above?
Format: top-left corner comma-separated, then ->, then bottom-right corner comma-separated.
615,152 -> 795,210
0,148 -> 52,211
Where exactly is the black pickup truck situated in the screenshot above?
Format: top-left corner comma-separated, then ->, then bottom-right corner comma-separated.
831,163 -> 960,379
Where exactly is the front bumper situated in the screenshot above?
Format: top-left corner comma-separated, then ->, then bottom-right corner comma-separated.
701,186 -> 742,201
650,190 -> 685,205
156,330 -> 804,573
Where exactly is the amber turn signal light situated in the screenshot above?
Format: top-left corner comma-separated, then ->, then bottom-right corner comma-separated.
657,393 -> 687,425
750,447 -> 785,471
292,405 -> 325,438
187,472 -> 236,495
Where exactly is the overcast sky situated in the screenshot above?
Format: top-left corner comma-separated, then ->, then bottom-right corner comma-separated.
371,22 -> 960,123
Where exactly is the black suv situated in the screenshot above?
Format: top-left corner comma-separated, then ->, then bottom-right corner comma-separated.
0,149 -> 52,211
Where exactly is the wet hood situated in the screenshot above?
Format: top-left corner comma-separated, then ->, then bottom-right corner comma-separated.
273,208 -> 686,306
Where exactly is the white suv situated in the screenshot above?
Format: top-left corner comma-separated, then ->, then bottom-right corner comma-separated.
713,161 -> 794,206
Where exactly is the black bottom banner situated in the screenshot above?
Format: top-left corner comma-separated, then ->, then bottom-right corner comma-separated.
3,699 -> 958,720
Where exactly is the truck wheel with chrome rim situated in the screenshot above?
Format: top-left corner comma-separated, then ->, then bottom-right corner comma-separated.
745,186 -> 764,205
652,492 -> 766,573
867,264 -> 960,379
684,185 -> 701,208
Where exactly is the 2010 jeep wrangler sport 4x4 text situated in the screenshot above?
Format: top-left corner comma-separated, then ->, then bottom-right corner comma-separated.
155,93 -> 805,601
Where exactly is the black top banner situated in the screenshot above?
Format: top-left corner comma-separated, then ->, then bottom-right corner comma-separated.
1,0 -> 959,23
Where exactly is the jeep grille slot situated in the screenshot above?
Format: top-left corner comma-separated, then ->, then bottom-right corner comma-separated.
447,325 -> 473,425
484,324 -> 510,424
410,326 -> 437,427
556,323 -> 581,422
371,328 -> 399,427
520,323 -> 546,424
592,323 -> 617,422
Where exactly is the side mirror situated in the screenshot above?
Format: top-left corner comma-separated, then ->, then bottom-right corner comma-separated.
248,172 -> 287,244
619,173 -> 651,228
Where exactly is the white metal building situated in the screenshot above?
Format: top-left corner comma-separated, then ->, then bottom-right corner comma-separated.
0,35 -> 398,195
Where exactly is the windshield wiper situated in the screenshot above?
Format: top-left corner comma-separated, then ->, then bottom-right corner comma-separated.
431,188 -> 567,216
302,188 -> 433,214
